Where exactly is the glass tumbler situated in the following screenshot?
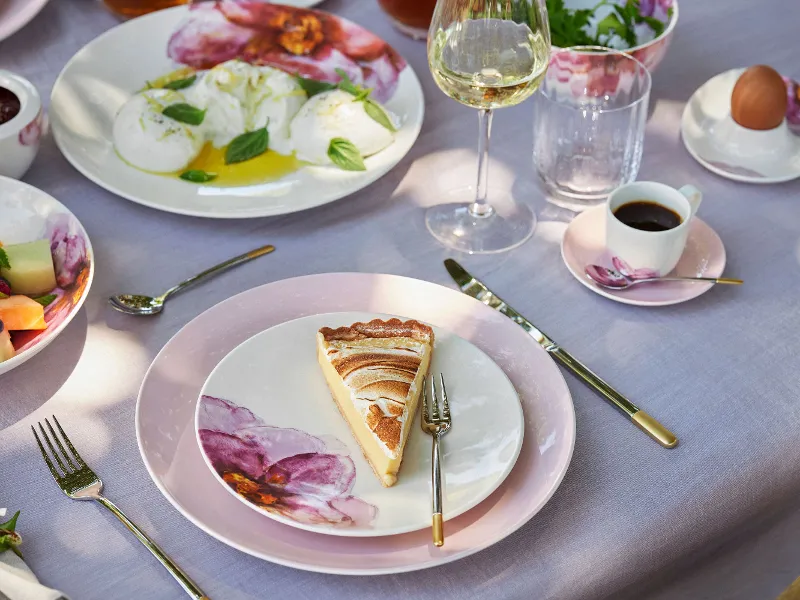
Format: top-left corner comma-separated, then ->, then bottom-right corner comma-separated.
532,46 -> 651,210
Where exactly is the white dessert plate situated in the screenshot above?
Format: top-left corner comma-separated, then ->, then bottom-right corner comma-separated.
136,273 -> 576,574
195,311 -> 524,537
561,205 -> 727,307
681,68 -> 800,184
50,2 -> 424,219
0,176 -> 93,376
0,0 -> 48,42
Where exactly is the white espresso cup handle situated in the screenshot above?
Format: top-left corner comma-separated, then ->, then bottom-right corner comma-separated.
678,185 -> 702,217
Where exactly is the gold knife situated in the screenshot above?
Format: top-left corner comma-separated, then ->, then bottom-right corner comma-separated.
444,259 -> 678,449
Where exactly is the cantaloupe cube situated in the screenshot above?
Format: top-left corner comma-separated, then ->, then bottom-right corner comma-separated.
0,320 -> 14,362
1,239 -> 57,296
0,295 -> 46,331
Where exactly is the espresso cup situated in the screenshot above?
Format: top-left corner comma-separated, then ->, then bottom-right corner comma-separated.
606,182 -> 703,276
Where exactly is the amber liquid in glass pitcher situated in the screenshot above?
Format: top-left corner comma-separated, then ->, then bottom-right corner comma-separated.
103,0 -> 189,18
378,0 -> 438,39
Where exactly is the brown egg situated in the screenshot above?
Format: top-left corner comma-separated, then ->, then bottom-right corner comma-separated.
731,65 -> 788,130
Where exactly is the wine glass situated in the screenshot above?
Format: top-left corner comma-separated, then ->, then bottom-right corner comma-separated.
426,0 -> 550,254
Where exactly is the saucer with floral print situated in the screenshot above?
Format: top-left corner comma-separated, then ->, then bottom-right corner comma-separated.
561,205 -> 727,306
195,311 -> 524,537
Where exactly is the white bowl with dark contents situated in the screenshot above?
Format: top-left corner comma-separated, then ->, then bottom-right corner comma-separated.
0,70 -> 45,179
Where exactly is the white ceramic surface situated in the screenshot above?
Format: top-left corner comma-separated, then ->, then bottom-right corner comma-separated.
0,176 -> 94,375
562,205 -> 727,306
681,68 -> 800,183
606,182 -> 702,276
0,70 -> 44,179
0,0 -> 48,42
49,5 -> 425,219
196,311 -> 524,537
136,273 -> 576,574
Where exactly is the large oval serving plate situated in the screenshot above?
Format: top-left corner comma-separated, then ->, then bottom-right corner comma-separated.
50,2 -> 424,219
196,312 -> 524,537
136,274 -> 575,574
0,176 -> 93,376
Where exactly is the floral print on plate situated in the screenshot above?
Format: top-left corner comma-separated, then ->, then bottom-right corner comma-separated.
197,394 -> 377,528
11,213 -> 91,353
168,0 -> 407,103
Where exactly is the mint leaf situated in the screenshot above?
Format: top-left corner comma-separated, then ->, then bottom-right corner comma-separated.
363,99 -> 396,132
32,294 -> 57,307
162,103 -> 205,126
327,138 -> 366,171
225,128 -> 269,165
335,68 -> 374,100
180,169 -> 218,183
0,248 -> 9,270
295,75 -> 337,97
164,74 -> 197,90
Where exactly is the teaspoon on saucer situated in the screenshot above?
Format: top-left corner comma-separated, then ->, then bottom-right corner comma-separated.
109,244 -> 275,316
585,265 -> 743,291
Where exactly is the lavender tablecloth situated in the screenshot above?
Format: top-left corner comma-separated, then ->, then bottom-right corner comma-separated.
2,1 -> 800,598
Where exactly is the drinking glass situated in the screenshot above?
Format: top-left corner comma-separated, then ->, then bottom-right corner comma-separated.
426,0 -> 551,254
532,46 -> 651,211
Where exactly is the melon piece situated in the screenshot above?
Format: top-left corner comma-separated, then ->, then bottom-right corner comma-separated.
0,295 -> 46,331
0,320 -> 14,362
0,239 -> 57,296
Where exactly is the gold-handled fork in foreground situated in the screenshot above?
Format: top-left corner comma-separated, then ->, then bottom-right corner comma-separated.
32,416 -> 210,599
421,374 -> 452,547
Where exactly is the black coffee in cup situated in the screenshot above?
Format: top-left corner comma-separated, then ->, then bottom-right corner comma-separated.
612,201 -> 682,232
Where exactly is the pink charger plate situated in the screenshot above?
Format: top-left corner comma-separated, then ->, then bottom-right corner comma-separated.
135,273 -> 576,575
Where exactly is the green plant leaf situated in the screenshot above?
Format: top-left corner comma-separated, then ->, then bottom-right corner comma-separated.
363,99 -> 396,132
641,16 -> 665,37
0,248 -> 9,270
179,169 -> 218,183
0,510 -> 22,558
32,294 -> 57,307
596,12 -> 626,38
295,75 -> 337,97
225,128 -> 269,165
162,103 -> 206,126
163,74 -> 197,90
327,138 -> 366,171
0,291 -> 8,299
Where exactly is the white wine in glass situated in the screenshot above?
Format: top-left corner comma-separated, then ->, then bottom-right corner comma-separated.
426,0 -> 550,254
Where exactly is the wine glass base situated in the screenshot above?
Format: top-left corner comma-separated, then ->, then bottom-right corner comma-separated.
425,188 -> 537,254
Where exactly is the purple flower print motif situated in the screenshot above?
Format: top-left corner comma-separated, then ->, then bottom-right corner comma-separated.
783,76 -> 800,135
48,214 -> 89,289
168,1 -> 407,103
198,395 -> 377,527
612,256 -> 660,280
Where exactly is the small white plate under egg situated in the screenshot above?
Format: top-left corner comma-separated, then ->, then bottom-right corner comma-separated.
49,4 -> 424,219
681,68 -> 800,184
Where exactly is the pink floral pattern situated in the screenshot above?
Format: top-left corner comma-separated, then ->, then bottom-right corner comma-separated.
167,1 -> 407,103
612,256 -> 660,279
18,108 -> 45,147
198,394 -> 377,528
585,258 -> 659,289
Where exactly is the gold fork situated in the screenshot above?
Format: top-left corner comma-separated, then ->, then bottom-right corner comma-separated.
420,374 -> 452,547
32,416 -> 210,599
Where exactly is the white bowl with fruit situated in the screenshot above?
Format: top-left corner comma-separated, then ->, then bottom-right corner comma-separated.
0,176 -> 94,375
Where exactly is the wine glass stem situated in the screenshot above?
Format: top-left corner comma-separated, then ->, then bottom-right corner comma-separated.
469,108 -> 494,219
